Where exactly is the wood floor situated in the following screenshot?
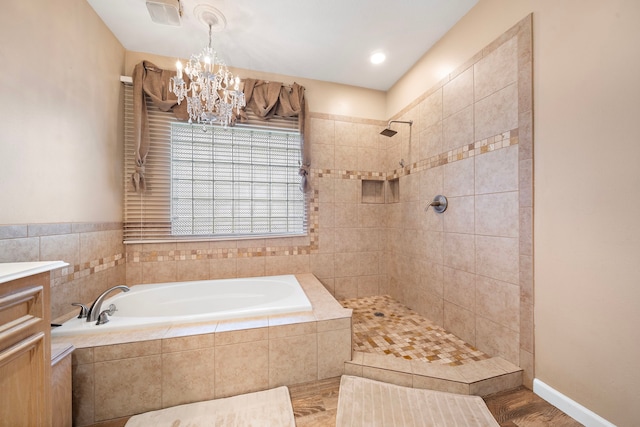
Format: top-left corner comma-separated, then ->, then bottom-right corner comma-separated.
289,377 -> 584,427
91,376 -> 583,427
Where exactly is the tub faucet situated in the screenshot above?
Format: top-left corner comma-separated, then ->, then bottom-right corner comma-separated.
86,285 -> 130,322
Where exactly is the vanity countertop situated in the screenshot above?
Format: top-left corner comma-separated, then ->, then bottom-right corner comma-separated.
0,261 -> 68,284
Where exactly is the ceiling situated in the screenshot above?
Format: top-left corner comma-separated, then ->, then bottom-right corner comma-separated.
87,0 -> 478,91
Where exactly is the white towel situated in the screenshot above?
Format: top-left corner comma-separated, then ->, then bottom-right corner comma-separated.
125,386 -> 295,427
336,375 -> 500,427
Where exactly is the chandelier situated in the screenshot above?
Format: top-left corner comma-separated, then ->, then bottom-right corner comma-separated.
169,18 -> 245,127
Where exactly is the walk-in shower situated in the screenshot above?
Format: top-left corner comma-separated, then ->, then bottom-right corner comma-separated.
380,120 -> 413,137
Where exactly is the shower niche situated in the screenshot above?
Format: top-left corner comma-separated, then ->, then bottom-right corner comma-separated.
386,178 -> 400,203
361,179 -> 385,204
360,178 -> 399,204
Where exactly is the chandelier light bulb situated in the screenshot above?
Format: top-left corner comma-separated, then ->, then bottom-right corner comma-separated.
175,60 -> 183,78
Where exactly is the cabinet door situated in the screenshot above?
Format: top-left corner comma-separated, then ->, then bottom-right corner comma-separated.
0,282 -> 51,427
0,332 -> 47,426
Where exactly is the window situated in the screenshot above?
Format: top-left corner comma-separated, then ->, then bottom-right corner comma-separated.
123,84 -> 307,242
171,124 -> 305,237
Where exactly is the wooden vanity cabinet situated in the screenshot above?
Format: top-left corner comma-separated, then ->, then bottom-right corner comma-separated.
0,272 -> 52,427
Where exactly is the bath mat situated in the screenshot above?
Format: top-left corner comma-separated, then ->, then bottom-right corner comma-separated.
336,375 -> 499,427
125,386 -> 295,427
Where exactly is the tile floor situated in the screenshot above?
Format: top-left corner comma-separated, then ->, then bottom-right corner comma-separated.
341,295 -> 490,366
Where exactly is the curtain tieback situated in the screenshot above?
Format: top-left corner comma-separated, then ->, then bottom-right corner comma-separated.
131,164 -> 147,192
298,163 -> 310,193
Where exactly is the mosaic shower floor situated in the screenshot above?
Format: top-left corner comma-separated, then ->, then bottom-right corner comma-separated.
340,295 -> 490,366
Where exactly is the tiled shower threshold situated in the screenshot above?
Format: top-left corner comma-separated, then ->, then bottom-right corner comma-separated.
340,295 -> 522,396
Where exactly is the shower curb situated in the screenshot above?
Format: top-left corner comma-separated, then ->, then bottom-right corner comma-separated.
344,351 -> 522,397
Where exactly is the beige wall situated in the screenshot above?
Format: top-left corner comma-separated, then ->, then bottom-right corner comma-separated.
0,0 -> 125,224
533,3 -> 640,425
389,1 -> 640,425
386,0 -> 532,118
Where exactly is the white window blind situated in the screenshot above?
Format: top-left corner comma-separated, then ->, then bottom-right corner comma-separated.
123,83 -> 306,242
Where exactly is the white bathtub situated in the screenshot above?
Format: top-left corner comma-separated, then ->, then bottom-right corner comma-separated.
52,275 -> 312,337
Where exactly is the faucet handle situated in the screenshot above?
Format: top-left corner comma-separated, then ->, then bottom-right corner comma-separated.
71,303 -> 89,319
96,310 -> 111,325
425,195 -> 448,213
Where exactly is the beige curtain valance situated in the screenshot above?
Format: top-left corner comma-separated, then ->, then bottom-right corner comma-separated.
240,79 -> 304,120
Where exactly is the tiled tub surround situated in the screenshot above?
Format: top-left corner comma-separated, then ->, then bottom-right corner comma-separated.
51,273 -> 351,426
342,295 -> 522,397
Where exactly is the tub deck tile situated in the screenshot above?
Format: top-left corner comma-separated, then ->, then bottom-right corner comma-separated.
215,316 -> 269,333
268,312 -> 317,327
163,321 -> 218,339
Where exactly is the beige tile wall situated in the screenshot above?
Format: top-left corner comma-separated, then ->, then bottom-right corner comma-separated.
0,222 -> 125,319
307,119 -> 389,299
383,16 -> 533,386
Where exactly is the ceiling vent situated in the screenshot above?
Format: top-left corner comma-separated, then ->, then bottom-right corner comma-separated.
146,0 -> 181,26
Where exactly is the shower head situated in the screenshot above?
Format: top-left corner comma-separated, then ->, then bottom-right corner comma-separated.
380,120 -> 413,137
380,128 -> 398,137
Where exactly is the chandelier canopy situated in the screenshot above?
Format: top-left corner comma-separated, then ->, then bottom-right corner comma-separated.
170,18 -> 245,127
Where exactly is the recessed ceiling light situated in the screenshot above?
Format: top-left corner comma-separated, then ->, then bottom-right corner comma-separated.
370,52 -> 386,65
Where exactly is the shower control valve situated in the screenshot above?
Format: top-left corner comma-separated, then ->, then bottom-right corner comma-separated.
425,195 -> 448,214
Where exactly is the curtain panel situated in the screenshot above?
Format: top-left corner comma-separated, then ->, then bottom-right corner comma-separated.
132,60 -> 189,192
239,78 -> 309,193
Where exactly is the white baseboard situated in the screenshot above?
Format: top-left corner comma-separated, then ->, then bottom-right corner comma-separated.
533,379 -> 616,427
